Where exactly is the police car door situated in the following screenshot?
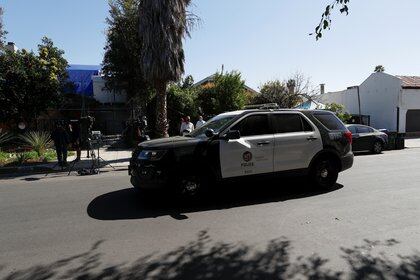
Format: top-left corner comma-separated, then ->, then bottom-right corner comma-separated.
219,113 -> 274,178
271,112 -> 323,172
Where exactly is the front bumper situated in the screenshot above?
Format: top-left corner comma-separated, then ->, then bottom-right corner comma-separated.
129,162 -> 168,190
340,151 -> 354,172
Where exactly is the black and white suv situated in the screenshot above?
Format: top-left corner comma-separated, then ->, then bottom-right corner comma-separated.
129,108 -> 354,196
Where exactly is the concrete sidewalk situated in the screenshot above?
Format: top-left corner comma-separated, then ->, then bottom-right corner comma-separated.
0,148 -> 132,177
405,138 -> 420,148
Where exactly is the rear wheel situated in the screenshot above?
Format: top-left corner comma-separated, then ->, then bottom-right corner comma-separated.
310,157 -> 339,189
372,141 -> 383,154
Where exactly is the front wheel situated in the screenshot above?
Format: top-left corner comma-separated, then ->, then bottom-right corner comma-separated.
176,175 -> 204,199
310,158 -> 339,189
372,141 -> 383,154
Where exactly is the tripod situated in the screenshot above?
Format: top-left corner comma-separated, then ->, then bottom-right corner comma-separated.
92,141 -> 115,174
67,137 -> 115,176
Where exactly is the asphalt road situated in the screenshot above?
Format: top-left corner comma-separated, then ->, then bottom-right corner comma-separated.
2,147 -> 420,279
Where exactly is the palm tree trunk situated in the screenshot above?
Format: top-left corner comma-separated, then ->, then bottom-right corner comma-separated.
155,82 -> 169,138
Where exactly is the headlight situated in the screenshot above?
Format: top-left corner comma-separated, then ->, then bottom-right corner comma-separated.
138,150 -> 167,161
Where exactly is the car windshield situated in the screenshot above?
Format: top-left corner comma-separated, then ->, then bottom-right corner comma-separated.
189,114 -> 238,137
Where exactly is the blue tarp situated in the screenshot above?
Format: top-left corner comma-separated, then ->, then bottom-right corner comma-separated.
66,64 -> 101,96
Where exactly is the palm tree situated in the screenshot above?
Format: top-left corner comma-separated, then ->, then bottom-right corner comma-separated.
138,0 -> 195,137
374,65 -> 385,73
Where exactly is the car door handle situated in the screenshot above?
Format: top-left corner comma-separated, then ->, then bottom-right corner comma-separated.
307,136 -> 318,141
257,141 -> 271,146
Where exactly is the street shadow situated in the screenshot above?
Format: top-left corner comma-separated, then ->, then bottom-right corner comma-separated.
2,233 -> 417,280
87,178 -> 343,221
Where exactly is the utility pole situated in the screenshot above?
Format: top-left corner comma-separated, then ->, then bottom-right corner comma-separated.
356,86 -> 362,124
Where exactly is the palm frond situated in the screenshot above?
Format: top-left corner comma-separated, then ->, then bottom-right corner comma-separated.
19,131 -> 52,157
0,132 -> 14,146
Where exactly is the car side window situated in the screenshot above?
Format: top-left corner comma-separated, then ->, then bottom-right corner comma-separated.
301,117 -> 314,132
231,114 -> 270,137
357,126 -> 370,134
348,126 -> 357,134
271,114 -> 312,133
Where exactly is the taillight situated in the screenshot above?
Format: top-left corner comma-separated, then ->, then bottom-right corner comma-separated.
344,131 -> 352,144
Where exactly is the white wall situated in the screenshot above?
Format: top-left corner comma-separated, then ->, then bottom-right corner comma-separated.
358,73 -> 401,131
399,88 -> 420,133
316,88 -> 359,114
318,73 -> 402,132
92,76 -> 127,104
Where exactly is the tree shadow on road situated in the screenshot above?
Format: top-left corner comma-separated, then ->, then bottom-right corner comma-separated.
87,178 -> 343,220
2,232 -> 419,280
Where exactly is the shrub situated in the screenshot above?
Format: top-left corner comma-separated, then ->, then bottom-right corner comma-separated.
16,153 -> 30,165
324,103 -> 351,123
0,132 -> 14,150
19,131 -> 52,157
197,71 -> 247,117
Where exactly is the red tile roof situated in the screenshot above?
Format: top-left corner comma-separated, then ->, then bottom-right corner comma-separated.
397,76 -> 420,89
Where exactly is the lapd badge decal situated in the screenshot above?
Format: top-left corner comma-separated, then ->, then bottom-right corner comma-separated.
241,151 -> 254,170
243,151 -> 252,162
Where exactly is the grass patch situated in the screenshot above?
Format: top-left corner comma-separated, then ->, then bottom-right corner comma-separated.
0,149 -> 76,166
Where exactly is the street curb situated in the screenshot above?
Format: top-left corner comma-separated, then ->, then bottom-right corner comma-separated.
0,165 -> 53,178
0,164 -> 129,178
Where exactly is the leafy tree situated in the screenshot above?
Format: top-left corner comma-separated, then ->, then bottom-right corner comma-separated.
102,0 -> 151,110
252,80 -> 302,109
0,6 -> 6,47
146,76 -> 199,136
313,0 -> 350,39
325,103 -> 351,123
197,71 -> 247,117
374,65 -> 385,73
138,0 -> 197,137
0,37 -> 69,123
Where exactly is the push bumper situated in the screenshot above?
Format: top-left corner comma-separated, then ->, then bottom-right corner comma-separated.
129,162 -> 168,190
340,151 -> 354,172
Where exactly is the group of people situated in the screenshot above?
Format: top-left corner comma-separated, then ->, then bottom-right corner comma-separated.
179,116 -> 206,136
51,121 -> 82,167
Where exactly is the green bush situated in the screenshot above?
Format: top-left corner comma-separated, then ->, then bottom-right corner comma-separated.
0,132 -> 14,150
324,103 -> 351,123
16,153 -> 30,165
197,71 -> 247,117
19,131 -> 52,157
0,151 -> 11,162
43,149 -> 57,162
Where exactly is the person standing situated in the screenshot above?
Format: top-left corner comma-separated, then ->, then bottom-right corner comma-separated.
52,121 -> 70,167
180,116 -> 194,136
69,122 -> 81,161
196,116 -> 206,129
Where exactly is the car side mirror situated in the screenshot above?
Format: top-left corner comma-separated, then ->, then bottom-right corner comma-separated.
225,130 -> 241,140
205,129 -> 215,138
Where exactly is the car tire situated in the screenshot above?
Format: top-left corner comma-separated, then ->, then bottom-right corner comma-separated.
176,175 -> 204,199
372,141 -> 383,154
310,157 -> 339,189
130,175 -> 142,192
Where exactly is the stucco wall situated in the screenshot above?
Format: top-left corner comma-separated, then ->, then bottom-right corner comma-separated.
399,88 -> 420,133
317,88 -> 359,114
359,73 -> 401,131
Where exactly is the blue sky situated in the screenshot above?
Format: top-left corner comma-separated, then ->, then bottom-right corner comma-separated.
2,0 -> 420,92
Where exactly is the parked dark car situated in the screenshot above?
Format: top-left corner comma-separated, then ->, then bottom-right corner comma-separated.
346,124 -> 388,154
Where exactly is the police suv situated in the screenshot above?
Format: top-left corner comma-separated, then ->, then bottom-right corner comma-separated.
129,107 -> 354,196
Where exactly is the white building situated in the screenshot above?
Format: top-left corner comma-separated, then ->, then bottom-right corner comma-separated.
92,75 -> 127,104
317,72 -> 420,134
4,42 -> 19,52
